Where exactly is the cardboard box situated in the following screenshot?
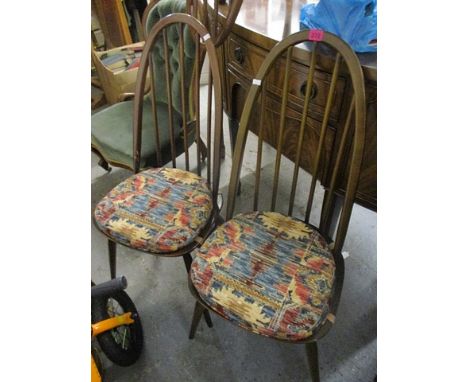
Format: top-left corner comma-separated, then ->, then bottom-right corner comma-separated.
92,41 -> 145,104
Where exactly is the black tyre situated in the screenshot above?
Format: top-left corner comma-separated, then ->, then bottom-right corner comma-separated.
92,290 -> 143,366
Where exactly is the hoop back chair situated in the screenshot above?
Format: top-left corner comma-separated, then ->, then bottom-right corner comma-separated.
195,0 -> 242,48
193,0 -> 243,158
188,30 -> 366,381
91,0 -> 202,172
142,0 -> 242,46
94,12 -> 223,293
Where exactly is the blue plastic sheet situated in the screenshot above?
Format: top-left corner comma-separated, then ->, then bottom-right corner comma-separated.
300,0 -> 377,53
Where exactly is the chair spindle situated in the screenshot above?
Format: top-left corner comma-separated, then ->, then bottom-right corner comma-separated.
163,28 -> 177,167
305,51 -> 342,222
195,33 -> 201,175
178,23 -> 190,171
288,45 -> 317,215
253,86 -> 267,211
213,0 -> 219,41
206,69 -> 213,184
271,46 -> 293,211
149,57 -> 162,167
320,96 -> 355,231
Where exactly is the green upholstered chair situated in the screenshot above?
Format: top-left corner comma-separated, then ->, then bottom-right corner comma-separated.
188,30 -> 366,381
91,0 -> 200,172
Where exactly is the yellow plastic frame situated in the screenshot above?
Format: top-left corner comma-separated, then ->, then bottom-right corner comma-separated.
91,312 -> 135,381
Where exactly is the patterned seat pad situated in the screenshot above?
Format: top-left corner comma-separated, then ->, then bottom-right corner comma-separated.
190,211 -> 336,341
94,168 -> 213,253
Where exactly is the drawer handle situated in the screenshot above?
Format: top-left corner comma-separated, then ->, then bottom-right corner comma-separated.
234,47 -> 244,64
300,82 -> 318,99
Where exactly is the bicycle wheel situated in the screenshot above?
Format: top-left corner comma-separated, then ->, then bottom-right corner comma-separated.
92,290 -> 143,366
91,344 -> 104,381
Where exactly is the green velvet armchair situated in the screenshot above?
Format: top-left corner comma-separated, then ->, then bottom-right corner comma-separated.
91,0 -> 199,171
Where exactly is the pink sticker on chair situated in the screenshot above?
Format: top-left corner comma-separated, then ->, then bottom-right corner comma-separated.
308,29 -> 324,41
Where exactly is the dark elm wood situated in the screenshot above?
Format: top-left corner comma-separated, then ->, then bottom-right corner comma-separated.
141,1 -> 158,38
212,0 -> 377,211
96,14 -> 223,290
184,252 -> 214,330
226,30 -> 366,255
188,30 -> 366,382
203,309 -> 213,328
305,342 -> 320,382
200,0 -> 243,47
108,239 -> 116,279
189,301 -> 205,339
183,253 -> 193,273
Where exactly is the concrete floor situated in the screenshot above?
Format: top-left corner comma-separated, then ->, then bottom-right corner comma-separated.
91,98 -> 377,381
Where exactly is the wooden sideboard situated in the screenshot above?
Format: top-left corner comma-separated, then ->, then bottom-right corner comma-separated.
214,0 -> 377,211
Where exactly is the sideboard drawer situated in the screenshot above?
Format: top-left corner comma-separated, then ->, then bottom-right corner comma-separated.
227,35 -> 267,80
266,59 -> 346,126
227,34 -> 346,127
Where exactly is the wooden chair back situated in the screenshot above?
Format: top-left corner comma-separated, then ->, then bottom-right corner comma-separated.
143,0 -> 242,45
142,0 -> 158,39
133,13 -> 224,200
226,30 -> 366,256
195,0 -> 242,47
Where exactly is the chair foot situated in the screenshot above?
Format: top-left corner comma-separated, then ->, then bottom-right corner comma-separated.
203,309 -> 213,328
305,342 -> 320,382
108,240 -> 116,279
189,301 -> 205,339
98,158 -> 112,172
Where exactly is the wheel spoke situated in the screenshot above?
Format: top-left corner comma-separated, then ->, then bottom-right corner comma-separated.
121,327 -> 129,350
104,297 -> 131,350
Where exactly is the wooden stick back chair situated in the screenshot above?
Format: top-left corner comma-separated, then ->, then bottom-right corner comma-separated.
188,29 -> 366,381
93,12 -> 223,309
143,0 -> 242,47
196,0 -> 243,48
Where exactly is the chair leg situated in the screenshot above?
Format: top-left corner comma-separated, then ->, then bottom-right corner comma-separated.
189,301 -> 205,339
305,342 -> 320,382
203,309 -> 213,328
108,239 -> 116,279
199,139 -> 208,162
183,253 -> 214,329
183,253 -> 193,273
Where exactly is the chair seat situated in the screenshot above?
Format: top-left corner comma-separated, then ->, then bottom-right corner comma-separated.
190,211 -> 336,341
91,96 -> 187,169
94,168 -> 213,253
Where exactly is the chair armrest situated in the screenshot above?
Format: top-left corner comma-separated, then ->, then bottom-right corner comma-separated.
117,93 -> 135,102
117,83 -> 151,102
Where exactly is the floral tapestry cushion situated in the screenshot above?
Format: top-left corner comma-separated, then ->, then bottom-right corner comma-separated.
94,168 -> 213,253
190,211 -> 335,341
